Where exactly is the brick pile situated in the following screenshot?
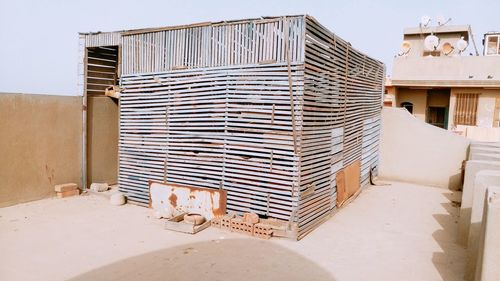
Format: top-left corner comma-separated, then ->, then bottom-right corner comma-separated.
54,183 -> 80,198
211,212 -> 273,239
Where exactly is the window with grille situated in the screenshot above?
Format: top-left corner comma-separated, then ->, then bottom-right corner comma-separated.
454,93 -> 479,126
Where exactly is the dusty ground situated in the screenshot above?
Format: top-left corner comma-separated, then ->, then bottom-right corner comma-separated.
0,182 -> 466,281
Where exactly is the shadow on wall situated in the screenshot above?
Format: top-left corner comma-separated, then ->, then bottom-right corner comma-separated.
67,239 -> 336,281
431,192 -> 467,281
379,108 -> 470,190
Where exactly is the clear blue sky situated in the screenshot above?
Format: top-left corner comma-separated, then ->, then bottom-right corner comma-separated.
0,0 -> 499,95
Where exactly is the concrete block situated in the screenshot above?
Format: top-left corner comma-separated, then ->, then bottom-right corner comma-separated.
110,193 -> 126,206
54,183 -> 78,193
466,171 -> 500,280
459,160 -> 500,246
470,141 -> 500,149
90,182 -> 109,192
56,189 -> 80,198
474,186 -> 500,281
469,153 -> 500,162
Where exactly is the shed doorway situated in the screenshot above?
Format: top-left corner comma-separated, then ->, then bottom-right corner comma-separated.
85,46 -> 120,188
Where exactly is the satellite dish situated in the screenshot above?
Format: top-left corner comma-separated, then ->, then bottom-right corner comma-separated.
436,15 -> 450,26
442,42 -> 454,55
420,16 -> 431,27
424,35 -> 440,51
399,41 -> 412,56
456,36 -> 468,54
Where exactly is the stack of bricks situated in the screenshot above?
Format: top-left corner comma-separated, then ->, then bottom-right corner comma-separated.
253,223 -> 273,239
54,183 -> 80,198
221,213 -> 236,230
211,216 -> 221,228
230,217 -> 254,235
211,212 -> 273,239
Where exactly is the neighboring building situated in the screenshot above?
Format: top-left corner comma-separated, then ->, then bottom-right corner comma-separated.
385,22 -> 500,132
484,32 -> 500,56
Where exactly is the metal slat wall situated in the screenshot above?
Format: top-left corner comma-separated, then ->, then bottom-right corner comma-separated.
120,17 -> 305,75
86,46 -> 119,96
119,63 -> 304,221
299,18 -> 344,238
78,33 -> 122,96
360,116 -> 381,186
297,17 -> 384,238
80,15 -> 385,239
82,32 -> 122,48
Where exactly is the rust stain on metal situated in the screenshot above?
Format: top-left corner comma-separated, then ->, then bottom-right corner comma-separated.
169,192 -> 177,208
149,181 -> 227,219
211,191 -> 227,217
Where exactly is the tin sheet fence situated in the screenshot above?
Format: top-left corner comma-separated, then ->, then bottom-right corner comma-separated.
296,17 -> 384,238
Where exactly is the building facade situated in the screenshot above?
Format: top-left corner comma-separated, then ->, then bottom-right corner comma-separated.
385,23 -> 500,134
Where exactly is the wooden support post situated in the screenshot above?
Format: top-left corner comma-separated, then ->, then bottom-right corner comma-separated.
164,106 -> 169,182
271,104 -> 275,124
270,150 -> 273,173
266,193 -> 271,216
284,17 -> 298,199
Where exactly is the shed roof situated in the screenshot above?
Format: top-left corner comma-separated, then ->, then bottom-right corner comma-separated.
79,15 -> 306,36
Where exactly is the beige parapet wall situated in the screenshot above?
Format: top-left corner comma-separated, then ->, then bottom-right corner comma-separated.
474,186 -> 500,281
466,171 -> 500,280
458,160 -> 500,246
469,151 -> 500,161
378,107 -> 470,189
0,93 -> 83,207
455,126 -> 500,142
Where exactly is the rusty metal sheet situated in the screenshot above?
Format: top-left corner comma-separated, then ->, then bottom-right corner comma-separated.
336,170 -> 346,207
149,181 -> 226,220
336,160 -> 361,207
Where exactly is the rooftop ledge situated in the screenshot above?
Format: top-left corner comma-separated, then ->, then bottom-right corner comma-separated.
403,25 -> 470,37
391,56 -> 500,87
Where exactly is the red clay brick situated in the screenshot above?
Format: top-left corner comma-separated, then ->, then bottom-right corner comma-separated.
54,183 -> 78,193
56,189 -> 80,198
243,212 -> 259,224
253,223 -> 273,239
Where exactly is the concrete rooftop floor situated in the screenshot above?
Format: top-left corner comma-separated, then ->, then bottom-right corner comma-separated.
0,182 -> 467,281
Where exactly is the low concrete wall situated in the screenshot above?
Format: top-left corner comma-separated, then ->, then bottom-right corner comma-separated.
469,152 -> 500,161
456,125 -> 500,142
379,107 -> 470,189
87,96 -> 118,186
458,160 -> 500,246
467,171 -> 500,280
0,93 -> 83,207
471,142 -> 500,148
474,186 -> 500,281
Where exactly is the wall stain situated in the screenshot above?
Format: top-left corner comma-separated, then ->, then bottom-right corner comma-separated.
45,164 -> 55,185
